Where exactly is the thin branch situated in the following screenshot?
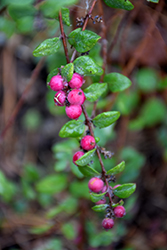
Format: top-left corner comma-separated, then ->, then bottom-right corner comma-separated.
0,57 -> 45,142
59,11 -> 70,64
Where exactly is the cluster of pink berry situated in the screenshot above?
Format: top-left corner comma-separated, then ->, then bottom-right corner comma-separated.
73,135 -> 126,230
49,72 -> 86,119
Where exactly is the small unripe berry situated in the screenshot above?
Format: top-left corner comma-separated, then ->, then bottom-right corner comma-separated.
69,73 -> 85,89
65,105 -> 82,120
73,151 -> 84,166
95,198 -> 106,205
67,89 -> 86,105
54,90 -> 66,106
49,74 -> 65,91
88,177 -> 104,193
114,206 -> 126,218
80,135 -> 96,151
101,185 -> 112,197
102,218 -> 114,230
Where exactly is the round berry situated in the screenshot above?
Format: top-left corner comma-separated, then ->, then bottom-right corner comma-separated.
101,185 -> 112,197
114,206 -> 126,218
88,177 -> 104,193
80,135 -> 96,151
67,89 -> 86,105
49,74 -> 66,91
95,198 -> 106,205
102,218 -> 114,230
69,73 -> 85,89
73,151 -> 84,166
65,105 -> 82,120
54,90 -> 66,106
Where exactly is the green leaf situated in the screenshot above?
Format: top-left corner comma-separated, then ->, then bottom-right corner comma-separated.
104,73 -> 132,92
106,161 -> 125,175
61,7 -> 71,26
92,204 -> 109,212
147,0 -> 159,2
136,68 -> 158,93
113,183 -> 136,198
74,56 -> 103,76
61,63 -> 74,82
84,83 -> 108,102
112,200 -> 124,208
33,38 -> 61,57
59,120 -> 85,138
103,0 -> 134,10
75,149 -> 96,166
90,192 -> 107,202
61,223 -> 76,240
8,4 -> 36,21
47,68 -> 59,83
93,111 -> 120,128
78,165 -> 100,177
36,174 -> 67,194
29,224 -> 52,234
68,28 -> 101,53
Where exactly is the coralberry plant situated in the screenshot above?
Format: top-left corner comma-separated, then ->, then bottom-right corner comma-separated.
33,0 -> 137,230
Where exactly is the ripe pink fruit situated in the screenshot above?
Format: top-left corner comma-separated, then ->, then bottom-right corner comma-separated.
88,177 -> 104,193
95,198 -> 106,205
80,135 -> 96,151
69,73 -> 85,89
102,218 -> 114,230
54,90 -> 66,106
65,105 -> 82,120
67,89 -> 86,105
101,185 -> 112,197
49,74 -> 66,91
114,206 -> 126,218
73,151 -> 84,166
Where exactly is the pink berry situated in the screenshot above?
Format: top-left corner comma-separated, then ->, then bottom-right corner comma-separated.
114,206 -> 126,218
49,74 -> 65,91
54,90 -> 66,106
88,177 -> 104,193
113,184 -> 121,189
80,135 -> 96,151
69,73 -> 85,89
101,185 -> 112,197
102,218 -> 114,230
73,151 -> 84,166
67,89 -> 86,105
65,105 -> 82,120
95,198 -> 106,205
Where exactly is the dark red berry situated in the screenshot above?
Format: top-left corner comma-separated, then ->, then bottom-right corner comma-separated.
73,151 -> 84,166
65,105 -> 82,120
69,73 -> 85,89
49,74 -> 65,91
67,89 -> 86,105
88,177 -> 104,193
114,206 -> 126,218
80,135 -> 96,151
54,90 -> 66,106
102,218 -> 114,230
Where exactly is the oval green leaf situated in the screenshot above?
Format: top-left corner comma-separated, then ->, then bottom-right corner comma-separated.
90,192 -> 107,202
61,7 -> 70,26
106,161 -> 125,175
92,204 -> 109,212
76,149 -> 96,166
103,0 -> 134,10
68,28 -> 101,53
113,183 -> 136,198
112,200 -> 124,208
84,83 -> 108,102
61,63 -> 74,82
74,56 -> 103,76
36,174 -> 67,194
33,37 -> 61,57
93,111 -> 120,128
59,120 -> 85,138
104,73 -> 132,92
78,165 -> 100,177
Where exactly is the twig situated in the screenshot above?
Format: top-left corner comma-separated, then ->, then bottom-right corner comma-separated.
59,11 -> 70,63
0,57 -> 45,142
